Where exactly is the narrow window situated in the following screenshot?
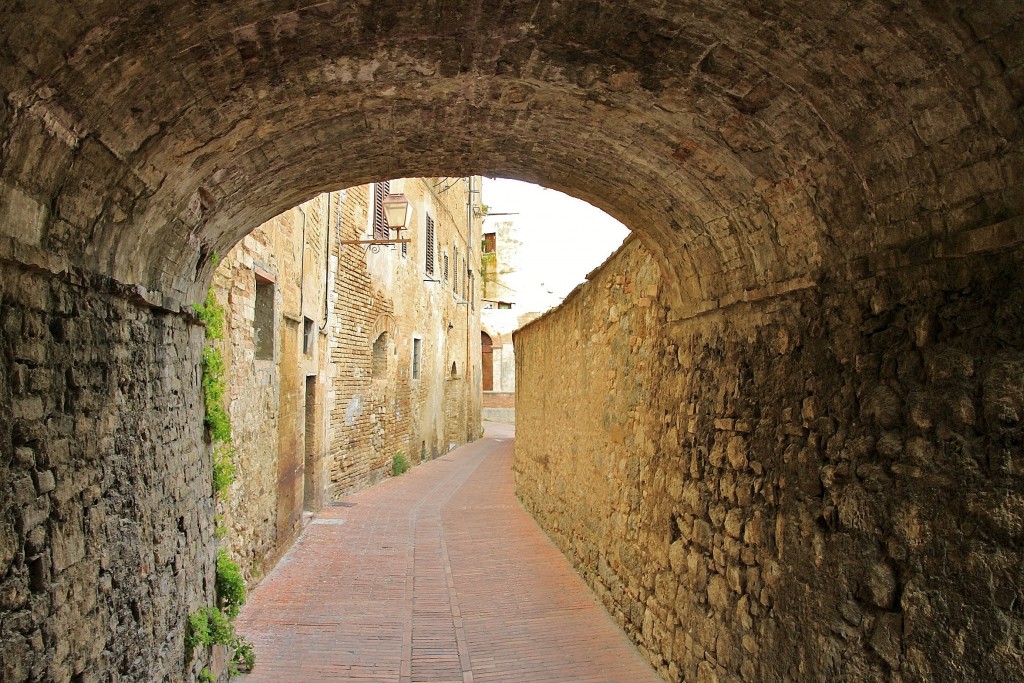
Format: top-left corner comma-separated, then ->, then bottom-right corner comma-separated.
483,232 -> 496,254
303,316 -> 314,355
412,338 -> 422,379
372,332 -> 388,378
254,276 -> 274,361
443,253 -> 449,281
450,361 -> 458,378
373,181 -> 390,240
425,215 -> 435,275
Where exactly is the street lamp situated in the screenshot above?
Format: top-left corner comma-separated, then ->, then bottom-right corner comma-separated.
382,193 -> 412,235
340,192 -> 413,249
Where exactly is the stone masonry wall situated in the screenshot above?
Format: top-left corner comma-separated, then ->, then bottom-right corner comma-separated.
210,194 -> 333,585
515,233 -> 1024,682
0,259 -> 215,682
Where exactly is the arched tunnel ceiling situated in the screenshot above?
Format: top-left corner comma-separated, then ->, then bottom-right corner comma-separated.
0,1 -> 1021,306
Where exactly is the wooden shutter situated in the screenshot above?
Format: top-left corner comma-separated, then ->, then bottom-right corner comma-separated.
425,215 -> 435,275
373,181 -> 390,240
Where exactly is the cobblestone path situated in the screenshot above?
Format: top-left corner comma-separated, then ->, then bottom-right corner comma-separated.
235,422 -> 661,683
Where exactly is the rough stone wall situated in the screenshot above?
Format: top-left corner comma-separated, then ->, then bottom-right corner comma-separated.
0,258 -> 215,682
209,193 -> 333,584
515,232 -> 1024,682
328,178 -> 482,495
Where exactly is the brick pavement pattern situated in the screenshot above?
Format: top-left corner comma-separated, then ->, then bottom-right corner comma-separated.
235,423 -> 662,682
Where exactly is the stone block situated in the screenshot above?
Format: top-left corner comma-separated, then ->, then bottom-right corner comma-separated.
0,182 -> 48,245
34,470 -> 55,495
708,574 -> 732,613
19,497 -> 50,532
726,437 -> 747,470
862,561 -> 898,610
691,519 -> 713,550
724,509 -> 744,539
870,613 -> 903,669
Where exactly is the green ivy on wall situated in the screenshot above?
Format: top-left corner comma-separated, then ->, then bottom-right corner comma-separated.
188,286 -> 254,680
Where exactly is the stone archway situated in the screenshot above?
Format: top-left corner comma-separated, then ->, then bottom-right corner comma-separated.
2,3 -> 1019,312
0,2 -> 1022,681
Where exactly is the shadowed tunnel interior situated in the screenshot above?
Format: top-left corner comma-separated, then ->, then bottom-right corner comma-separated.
0,1 -> 1022,681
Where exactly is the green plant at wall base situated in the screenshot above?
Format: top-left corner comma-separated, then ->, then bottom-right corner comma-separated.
216,549 -> 247,619
187,606 -> 235,652
198,667 -> 214,683
195,287 -> 225,340
231,636 -> 256,672
392,453 -> 410,476
212,444 -> 237,498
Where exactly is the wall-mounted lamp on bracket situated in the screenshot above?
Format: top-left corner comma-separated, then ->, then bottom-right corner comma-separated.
382,193 -> 412,234
341,193 -> 413,250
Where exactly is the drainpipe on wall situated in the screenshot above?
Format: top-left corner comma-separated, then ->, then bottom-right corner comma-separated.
297,204 -> 308,320
465,177 -> 474,430
321,189 -> 346,332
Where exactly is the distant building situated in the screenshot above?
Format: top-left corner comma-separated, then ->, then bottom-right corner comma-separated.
211,178 -> 483,583
478,218 -> 543,423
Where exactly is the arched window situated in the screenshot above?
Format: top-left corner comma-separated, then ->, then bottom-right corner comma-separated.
450,361 -> 458,378
372,332 -> 388,378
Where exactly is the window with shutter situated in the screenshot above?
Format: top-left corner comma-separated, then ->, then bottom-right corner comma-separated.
453,245 -> 458,292
443,253 -> 449,281
373,181 -> 390,240
425,215 -> 435,275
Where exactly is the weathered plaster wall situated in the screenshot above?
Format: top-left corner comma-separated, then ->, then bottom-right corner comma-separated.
515,232 -> 1024,682
0,258 -> 215,682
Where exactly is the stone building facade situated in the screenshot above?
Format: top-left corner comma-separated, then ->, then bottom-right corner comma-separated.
210,179 -> 483,583
479,218 -> 542,422
327,177 -> 484,494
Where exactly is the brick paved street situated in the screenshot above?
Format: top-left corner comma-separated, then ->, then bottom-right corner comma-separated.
235,423 -> 662,683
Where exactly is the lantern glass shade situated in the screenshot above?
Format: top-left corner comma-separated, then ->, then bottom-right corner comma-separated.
382,193 -> 412,230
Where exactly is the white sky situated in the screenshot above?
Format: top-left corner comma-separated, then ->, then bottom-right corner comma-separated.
481,178 -> 630,312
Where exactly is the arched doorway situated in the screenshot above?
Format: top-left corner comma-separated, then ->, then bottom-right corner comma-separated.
481,331 -> 494,391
